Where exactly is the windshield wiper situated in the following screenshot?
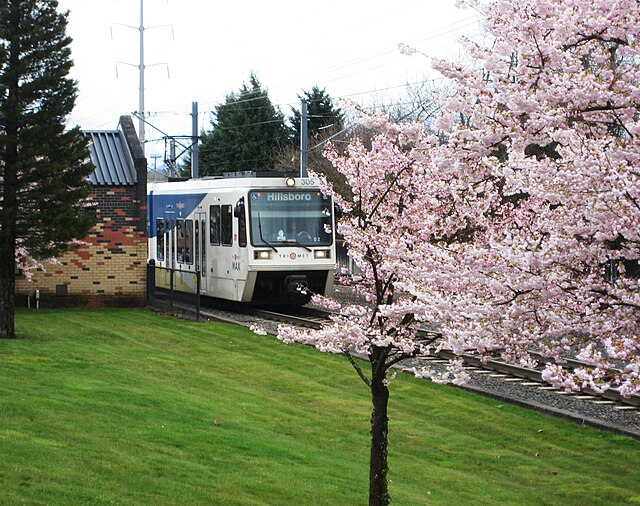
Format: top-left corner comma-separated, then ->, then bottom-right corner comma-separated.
285,239 -> 312,252
257,212 -> 278,252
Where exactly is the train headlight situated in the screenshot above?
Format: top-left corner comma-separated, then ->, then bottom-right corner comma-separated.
254,250 -> 272,260
285,177 -> 296,187
314,249 -> 331,259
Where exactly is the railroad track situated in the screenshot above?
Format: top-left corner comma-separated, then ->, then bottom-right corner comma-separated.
434,349 -> 640,409
234,305 -> 640,411
172,299 -> 640,438
244,306 -> 332,329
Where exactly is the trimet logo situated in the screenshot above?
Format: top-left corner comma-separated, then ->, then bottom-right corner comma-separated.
267,193 -> 311,201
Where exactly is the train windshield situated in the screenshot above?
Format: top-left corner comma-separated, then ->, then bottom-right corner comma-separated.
248,190 -> 333,247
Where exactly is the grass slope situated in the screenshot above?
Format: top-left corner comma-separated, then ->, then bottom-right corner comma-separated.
0,308 -> 638,505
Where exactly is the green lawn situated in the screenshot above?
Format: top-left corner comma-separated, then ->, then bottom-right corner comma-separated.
0,308 -> 638,505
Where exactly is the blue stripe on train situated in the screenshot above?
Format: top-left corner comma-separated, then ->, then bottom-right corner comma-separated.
148,192 -> 208,238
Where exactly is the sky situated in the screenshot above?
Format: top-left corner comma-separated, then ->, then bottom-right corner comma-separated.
56,0 -> 483,167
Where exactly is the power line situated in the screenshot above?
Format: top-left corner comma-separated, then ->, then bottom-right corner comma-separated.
69,3 -> 480,149
193,14 -> 482,111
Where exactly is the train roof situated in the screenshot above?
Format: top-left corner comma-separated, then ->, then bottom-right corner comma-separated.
148,173 -> 320,194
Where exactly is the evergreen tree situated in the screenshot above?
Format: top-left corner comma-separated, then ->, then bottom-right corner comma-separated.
283,86 -> 350,198
0,0 -> 95,338
290,86 -> 344,147
199,73 -> 291,176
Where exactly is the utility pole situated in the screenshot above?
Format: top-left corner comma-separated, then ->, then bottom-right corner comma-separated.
300,100 -> 308,177
169,139 -> 177,177
138,0 -> 145,150
191,102 -> 199,178
113,0 -> 171,157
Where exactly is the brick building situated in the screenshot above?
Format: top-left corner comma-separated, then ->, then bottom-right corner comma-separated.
15,116 -> 148,307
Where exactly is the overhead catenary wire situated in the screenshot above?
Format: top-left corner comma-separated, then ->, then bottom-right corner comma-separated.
191,12 -> 482,112
140,78 -> 447,156
66,1 -> 483,157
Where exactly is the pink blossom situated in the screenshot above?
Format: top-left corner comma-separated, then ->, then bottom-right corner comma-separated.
249,324 -> 268,336
279,0 -> 640,399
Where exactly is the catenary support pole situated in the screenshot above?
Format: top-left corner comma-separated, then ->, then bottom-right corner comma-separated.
300,100 -> 308,177
138,0 -> 145,152
191,101 -> 199,178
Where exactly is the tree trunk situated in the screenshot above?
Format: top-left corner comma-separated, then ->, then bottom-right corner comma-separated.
0,39 -> 19,339
0,154 -> 17,338
0,165 -> 17,337
369,367 -> 390,506
0,255 -> 16,339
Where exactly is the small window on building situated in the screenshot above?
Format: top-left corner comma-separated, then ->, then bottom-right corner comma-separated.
221,204 -> 232,246
210,205 -> 221,245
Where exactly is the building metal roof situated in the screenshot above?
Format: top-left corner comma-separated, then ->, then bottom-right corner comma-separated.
84,129 -> 138,186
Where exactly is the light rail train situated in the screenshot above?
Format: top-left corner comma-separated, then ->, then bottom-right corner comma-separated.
147,172 -> 336,305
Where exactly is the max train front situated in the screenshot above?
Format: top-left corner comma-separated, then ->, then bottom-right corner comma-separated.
243,183 -> 336,304
148,175 -> 337,305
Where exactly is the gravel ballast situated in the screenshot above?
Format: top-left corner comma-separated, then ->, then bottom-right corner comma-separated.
193,284 -> 640,440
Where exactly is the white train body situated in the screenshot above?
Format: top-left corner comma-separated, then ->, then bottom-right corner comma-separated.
148,173 -> 336,304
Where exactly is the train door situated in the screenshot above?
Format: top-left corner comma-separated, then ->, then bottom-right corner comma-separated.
195,212 -> 207,291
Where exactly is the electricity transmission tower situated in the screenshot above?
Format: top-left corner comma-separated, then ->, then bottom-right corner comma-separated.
113,0 -> 170,155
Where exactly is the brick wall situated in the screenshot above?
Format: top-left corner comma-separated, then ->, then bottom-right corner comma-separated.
15,185 -> 148,308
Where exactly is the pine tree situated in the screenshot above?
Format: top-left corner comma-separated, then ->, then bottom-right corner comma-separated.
285,86 -> 350,196
0,0 -> 95,338
289,86 -> 344,148
199,73 -> 291,176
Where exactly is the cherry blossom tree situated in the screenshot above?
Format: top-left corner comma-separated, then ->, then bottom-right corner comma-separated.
266,1 -> 640,504
279,123 -> 466,506
426,0 -> 640,395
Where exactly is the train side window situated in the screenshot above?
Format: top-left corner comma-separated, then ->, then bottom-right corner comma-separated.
201,220 -> 206,273
184,219 -> 193,264
156,218 -> 165,261
169,219 -> 175,265
210,205 -> 220,245
238,211 -> 247,248
194,220 -> 200,270
221,204 -> 232,246
176,220 -> 186,263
